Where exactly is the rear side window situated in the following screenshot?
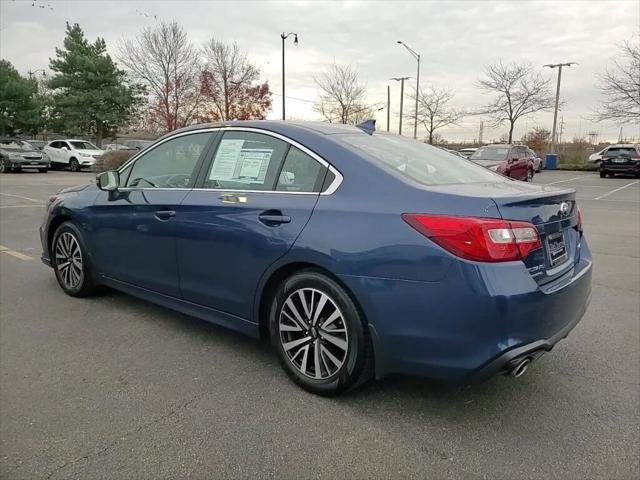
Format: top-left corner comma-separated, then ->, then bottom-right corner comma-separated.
276,146 -> 326,192
341,133 -> 501,186
204,131 -> 289,190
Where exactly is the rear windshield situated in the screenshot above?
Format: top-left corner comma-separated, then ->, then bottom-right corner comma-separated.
470,146 -> 509,161
339,133 -> 502,185
607,147 -> 635,155
0,140 -> 32,150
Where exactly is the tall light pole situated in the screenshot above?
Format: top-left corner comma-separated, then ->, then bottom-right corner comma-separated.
280,32 -> 298,121
27,69 -> 46,81
543,62 -> 577,153
397,41 -> 420,139
391,77 -> 410,135
386,85 -> 390,132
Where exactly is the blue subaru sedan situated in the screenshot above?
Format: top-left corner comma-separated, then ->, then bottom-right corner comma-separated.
40,121 -> 592,395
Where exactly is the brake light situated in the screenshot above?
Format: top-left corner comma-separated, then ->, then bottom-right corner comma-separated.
402,214 -> 542,262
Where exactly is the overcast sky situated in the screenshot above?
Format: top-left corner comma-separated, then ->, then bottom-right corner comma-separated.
1,0 -> 638,142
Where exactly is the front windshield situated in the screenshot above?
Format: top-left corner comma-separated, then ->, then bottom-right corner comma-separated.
470,146 -> 509,161
0,140 -> 33,150
70,141 -> 99,150
340,133 -> 503,185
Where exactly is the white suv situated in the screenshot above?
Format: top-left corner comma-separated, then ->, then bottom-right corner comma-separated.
44,139 -> 104,171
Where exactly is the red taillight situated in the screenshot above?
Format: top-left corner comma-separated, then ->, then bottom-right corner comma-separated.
402,214 -> 542,262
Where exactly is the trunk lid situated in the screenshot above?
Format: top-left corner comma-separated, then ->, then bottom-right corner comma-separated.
424,181 -> 581,285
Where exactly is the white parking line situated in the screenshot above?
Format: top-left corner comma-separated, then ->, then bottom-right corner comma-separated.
544,176 -> 587,185
0,192 -> 43,203
594,180 -> 640,200
0,244 -> 32,261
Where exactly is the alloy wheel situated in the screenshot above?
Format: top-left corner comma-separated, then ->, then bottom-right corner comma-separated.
279,288 -> 349,380
0,158 -> 6,173
55,232 -> 84,289
69,159 -> 80,172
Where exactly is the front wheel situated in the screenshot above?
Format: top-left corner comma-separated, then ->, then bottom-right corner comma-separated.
600,170 -> 607,178
69,158 -> 80,172
52,222 -> 97,297
270,270 -> 371,396
0,158 -> 9,173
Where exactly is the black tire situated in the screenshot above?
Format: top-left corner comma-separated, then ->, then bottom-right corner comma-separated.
525,168 -> 534,182
599,170 -> 606,178
0,158 -> 9,173
38,168 -> 48,173
51,221 -> 98,297
269,269 -> 371,396
69,158 -> 80,172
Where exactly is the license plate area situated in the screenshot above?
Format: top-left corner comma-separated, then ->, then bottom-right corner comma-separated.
547,231 -> 567,266
612,157 -> 627,163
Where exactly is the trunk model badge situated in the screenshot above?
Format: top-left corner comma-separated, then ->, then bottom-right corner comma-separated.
560,202 -> 570,216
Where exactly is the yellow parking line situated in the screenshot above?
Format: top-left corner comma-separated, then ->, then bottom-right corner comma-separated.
0,244 -> 32,261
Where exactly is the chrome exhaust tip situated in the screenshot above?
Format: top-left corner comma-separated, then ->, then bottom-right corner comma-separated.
510,358 -> 531,378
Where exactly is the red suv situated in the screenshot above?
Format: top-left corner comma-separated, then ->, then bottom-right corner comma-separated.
470,144 -> 535,181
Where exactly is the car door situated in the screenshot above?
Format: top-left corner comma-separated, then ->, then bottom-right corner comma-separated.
89,130 -> 216,297
45,141 -> 62,164
176,128 -> 334,320
509,146 -> 528,180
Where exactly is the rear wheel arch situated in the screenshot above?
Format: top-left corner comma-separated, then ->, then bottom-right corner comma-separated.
256,262 -> 369,341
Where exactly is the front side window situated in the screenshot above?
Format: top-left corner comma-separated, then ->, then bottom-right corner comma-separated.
342,133 -> 501,186
204,131 -> 289,190
70,141 -> 98,150
276,146 -> 326,192
126,132 -> 213,189
471,146 -> 510,161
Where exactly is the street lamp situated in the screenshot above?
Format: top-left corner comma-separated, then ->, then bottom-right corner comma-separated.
281,32 -> 298,121
543,62 -> 577,153
397,41 -> 420,140
391,77 -> 411,135
27,69 -> 47,81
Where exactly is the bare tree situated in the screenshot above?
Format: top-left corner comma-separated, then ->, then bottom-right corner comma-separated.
314,63 -> 373,124
595,41 -> 640,124
119,21 -> 201,133
199,38 -> 272,121
477,61 -> 554,143
408,86 -> 464,144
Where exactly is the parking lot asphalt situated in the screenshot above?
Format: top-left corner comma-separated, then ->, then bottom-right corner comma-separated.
1,169 -> 638,479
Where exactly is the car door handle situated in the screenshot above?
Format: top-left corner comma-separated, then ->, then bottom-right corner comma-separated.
154,210 -> 176,221
219,194 -> 247,204
258,211 -> 291,226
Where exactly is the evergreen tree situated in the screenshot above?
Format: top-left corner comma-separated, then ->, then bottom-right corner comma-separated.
0,60 -> 43,136
48,23 -> 143,146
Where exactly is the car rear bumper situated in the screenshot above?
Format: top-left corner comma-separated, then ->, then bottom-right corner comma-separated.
339,237 -> 593,382
601,162 -> 640,174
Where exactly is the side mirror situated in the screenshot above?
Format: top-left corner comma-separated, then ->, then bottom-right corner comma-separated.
96,170 -> 120,191
61,146 -> 69,151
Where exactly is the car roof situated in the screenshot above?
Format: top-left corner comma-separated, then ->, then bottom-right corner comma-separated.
160,120 -> 364,141
608,144 -> 638,148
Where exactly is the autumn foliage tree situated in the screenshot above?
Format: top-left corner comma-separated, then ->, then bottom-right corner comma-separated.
119,21 -> 201,133
198,39 -> 271,121
523,127 -> 551,154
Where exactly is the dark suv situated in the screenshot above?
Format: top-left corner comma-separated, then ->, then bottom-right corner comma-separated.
470,144 -> 535,181
599,144 -> 640,178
